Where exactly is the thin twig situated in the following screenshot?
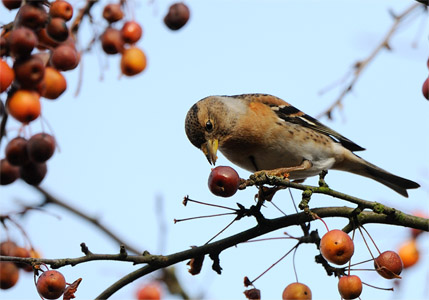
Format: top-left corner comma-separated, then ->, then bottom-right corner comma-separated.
317,3 -> 424,119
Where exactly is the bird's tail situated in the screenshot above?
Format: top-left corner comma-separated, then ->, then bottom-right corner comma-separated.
335,153 -> 420,197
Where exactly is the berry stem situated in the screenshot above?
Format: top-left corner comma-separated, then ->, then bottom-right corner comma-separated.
205,217 -> 237,245
183,196 -> 237,211
249,243 -> 299,284
357,226 -> 376,261
174,212 -> 236,223
360,225 -> 381,255
362,281 -> 394,291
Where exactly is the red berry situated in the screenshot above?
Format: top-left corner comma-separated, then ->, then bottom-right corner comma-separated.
36,270 -> 66,299
7,27 -> 38,57
16,3 -> 48,30
27,133 -> 56,162
338,275 -> 362,300
46,17 -> 69,42
102,3 -> 123,23
374,250 -> 403,279
320,229 -> 354,265
2,0 -> 22,10
1,158 -> 20,185
101,27 -> 124,55
5,136 -> 30,166
164,2 -> 190,30
20,161 -> 47,185
422,77 -> 429,100
50,45 -> 79,71
13,55 -> 45,89
121,21 -> 142,44
208,166 -> 240,197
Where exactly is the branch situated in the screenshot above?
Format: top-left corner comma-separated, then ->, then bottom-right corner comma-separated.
1,204 -> 427,298
317,3 -> 424,119
70,0 -> 100,37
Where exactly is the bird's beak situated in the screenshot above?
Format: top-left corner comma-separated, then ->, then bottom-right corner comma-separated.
201,139 -> 218,165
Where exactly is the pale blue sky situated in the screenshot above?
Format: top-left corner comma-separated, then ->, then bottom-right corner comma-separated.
1,0 -> 428,299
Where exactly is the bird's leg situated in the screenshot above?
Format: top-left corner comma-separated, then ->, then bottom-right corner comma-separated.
254,160 -> 313,178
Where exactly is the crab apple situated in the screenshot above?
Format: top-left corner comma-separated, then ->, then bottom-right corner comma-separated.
50,44 -> 79,71
49,0 -> 73,21
37,28 -> 60,49
46,17 -> 69,42
16,3 -> 48,29
20,161 -> 47,185
338,275 -> 362,300
7,89 -> 41,123
36,270 -> 66,299
13,55 -> 45,89
423,77 -> 429,100
7,27 -> 38,57
120,46 -> 147,76
0,59 -> 14,93
208,166 -> 240,197
27,133 -> 56,162
136,283 -> 161,300
398,239 -> 419,268
0,262 -> 20,290
0,240 -> 17,255
6,137 -> 30,166
2,0 -> 22,10
374,250 -> 403,279
42,67 -> 67,99
282,282 -> 312,300
101,27 -> 124,55
244,288 -> 261,300
103,3 -> 123,23
12,246 -> 30,269
320,229 -> 354,265
410,211 -> 428,238
121,21 -> 143,44
0,36 -> 8,56
164,2 -> 190,30
0,159 -> 20,185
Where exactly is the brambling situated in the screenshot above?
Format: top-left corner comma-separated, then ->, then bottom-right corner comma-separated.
185,93 -> 420,197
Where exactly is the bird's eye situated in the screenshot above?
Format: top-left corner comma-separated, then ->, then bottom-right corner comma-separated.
205,120 -> 213,132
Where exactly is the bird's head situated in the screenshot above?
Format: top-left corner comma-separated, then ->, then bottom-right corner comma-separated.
185,96 -> 240,165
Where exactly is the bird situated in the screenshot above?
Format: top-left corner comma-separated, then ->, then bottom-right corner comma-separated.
184,93 -> 420,197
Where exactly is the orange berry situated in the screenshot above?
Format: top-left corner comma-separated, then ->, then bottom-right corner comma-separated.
49,0 -> 73,21
42,67 -> 67,99
0,262 -> 20,289
7,90 -> 41,123
136,283 -> 161,300
36,270 -> 66,299
120,47 -> 147,76
338,275 -> 362,300
0,59 -> 14,93
398,239 -> 419,268
282,282 -> 312,300
320,229 -> 354,265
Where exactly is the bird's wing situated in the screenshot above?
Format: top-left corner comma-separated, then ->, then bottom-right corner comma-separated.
243,94 -> 366,152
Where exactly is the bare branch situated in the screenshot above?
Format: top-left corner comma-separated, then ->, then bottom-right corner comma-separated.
318,3 -> 425,119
